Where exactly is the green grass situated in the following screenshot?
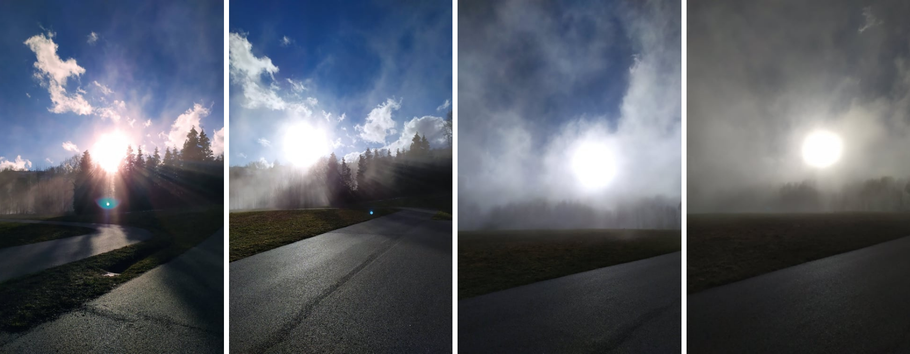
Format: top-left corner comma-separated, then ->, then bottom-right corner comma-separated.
230,208 -> 394,262
0,206 -> 222,332
0,222 -> 95,248
688,213 -> 910,294
432,211 -> 452,220
459,229 -> 681,299
355,194 -> 452,213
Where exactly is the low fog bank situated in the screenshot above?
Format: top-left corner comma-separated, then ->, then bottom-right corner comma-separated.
690,177 -> 910,213
689,0 -> 910,212
229,162 -> 330,210
460,197 -> 680,231
230,139 -> 452,210
0,157 -> 79,214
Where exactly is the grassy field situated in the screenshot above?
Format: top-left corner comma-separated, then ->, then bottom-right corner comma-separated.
0,206 -> 222,332
459,229 -> 681,299
230,208 -> 394,262
688,213 -> 910,294
0,222 -> 95,249
355,194 -> 452,213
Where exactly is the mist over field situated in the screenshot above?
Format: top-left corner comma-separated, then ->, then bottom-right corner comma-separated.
458,0 -> 681,230
689,0 -> 910,212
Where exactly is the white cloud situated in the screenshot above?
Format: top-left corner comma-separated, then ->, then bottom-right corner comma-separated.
24,33 -> 93,115
95,99 -> 126,122
332,138 -> 343,149
167,103 -> 210,149
859,7 -> 882,33
238,153 -> 247,159
25,93 -> 30,98
128,117 -> 136,127
45,158 -> 53,164
436,99 -> 450,111
356,98 -> 401,143
229,32 -> 286,110
62,141 -> 80,152
286,78 -> 307,92
144,119 -> 152,127
93,80 -> 113,95
87,32 -> 99,45
385,115 -> 448,153
280,36 -> 293,47
343,151 -> 361,164
339,113 -> 346,122
257,138 -> 272,147
0,156 -> 32,171
212,127 -> 225,156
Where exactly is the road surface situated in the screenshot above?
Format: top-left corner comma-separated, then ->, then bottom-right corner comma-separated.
0,219 -> 153,282
459,252 -> 681,353
0,228 -> 224,353
230,209 -> 452,353
689,235 -> 910,353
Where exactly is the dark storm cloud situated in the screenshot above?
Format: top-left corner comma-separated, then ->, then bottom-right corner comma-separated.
689,0 -> 910,211
458,0 -> 681,229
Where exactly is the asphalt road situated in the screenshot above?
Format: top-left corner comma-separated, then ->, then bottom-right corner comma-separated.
0,219 -> 152,282
459,252 -> 681,353
0,229 -> 224,353
230,209 -> 452,353
689,235 -> 910,353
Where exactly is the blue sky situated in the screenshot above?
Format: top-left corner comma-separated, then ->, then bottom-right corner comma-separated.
0,1 -> 224,171
458,0 -> 681,222
229,0 -> 452,167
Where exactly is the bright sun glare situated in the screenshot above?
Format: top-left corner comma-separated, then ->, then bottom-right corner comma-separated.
572,142 -> 616,190
802,130 -> 842,168
284,122 -> 330,168
93,132 -> 130,173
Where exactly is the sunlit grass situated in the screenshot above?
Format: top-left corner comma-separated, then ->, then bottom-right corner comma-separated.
229,208 -> 394,262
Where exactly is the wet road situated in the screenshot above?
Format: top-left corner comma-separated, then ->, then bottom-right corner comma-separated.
0,219 -> 152,282
459,252 -> 681,353
230,209 -> 452,353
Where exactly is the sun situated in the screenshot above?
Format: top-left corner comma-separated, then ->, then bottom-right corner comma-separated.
283,122 -> 330,168
572,141 -> 616,190
92,132 -> 130,173
802,130 -> 842,168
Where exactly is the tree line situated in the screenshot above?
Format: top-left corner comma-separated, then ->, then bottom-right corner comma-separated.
778,177 -> 910,212
459,197 -> 682,231
230,131 -> 452,210
0,126 -> 223,215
